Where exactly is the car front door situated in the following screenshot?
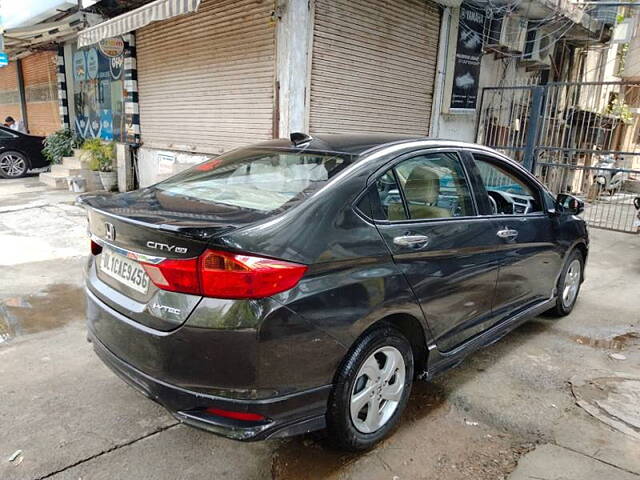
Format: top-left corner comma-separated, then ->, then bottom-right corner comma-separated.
363,149 -> 503,352
466,152 -> 564,320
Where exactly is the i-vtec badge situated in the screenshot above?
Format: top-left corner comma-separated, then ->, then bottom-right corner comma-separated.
151,303 -> 181,315
146,241 -> 188,254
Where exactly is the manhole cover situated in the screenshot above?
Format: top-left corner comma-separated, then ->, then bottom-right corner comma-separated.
571,375 -> 640,440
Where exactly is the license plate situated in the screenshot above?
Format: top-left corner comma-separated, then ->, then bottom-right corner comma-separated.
99,248 -> 150,294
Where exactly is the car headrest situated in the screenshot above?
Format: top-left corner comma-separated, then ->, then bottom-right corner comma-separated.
404,166 -> 440,204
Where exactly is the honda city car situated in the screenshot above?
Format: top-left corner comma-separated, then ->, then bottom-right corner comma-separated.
81,134 -> 588,450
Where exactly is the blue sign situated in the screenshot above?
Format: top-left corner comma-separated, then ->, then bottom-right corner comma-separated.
0,53 -> 9,67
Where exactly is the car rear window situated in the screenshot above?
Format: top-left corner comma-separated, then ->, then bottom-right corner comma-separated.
154,149 -> 351,213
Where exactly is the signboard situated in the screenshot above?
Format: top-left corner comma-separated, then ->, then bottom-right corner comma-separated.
449,5 -> 484,110
99,37 -> 124,57
0,52 -> 8,67
86,48 -> 99,79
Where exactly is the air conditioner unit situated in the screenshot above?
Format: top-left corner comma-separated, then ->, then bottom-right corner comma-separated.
486,14 -> 527,53
522,28 -> 552,68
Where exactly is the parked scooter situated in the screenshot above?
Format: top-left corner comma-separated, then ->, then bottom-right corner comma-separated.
592,155 -> 627,196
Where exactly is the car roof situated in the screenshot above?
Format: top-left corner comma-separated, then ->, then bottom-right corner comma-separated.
0,125 -> 18,134
251,134 -> 507,158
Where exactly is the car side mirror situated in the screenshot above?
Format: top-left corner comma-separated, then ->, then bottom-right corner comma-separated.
556,193 -> 584,215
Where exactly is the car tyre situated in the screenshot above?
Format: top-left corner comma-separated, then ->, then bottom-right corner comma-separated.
326,325 -> 414,451
0,151 -> 30,178
550,249 -> 584,317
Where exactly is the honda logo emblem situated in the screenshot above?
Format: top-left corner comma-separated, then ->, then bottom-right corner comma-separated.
104,222 -> 116,242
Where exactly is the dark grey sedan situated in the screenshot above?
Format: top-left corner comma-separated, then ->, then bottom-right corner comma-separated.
80,134 -> 588,450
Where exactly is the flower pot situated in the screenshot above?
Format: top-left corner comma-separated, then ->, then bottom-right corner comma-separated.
99,171 -> 118,191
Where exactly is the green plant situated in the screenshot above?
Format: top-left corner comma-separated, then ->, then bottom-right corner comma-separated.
42,129 -> 82,164
605,98 -> 633,124
82,138 -> 115,172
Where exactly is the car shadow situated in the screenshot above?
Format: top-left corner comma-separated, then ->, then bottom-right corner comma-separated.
270,381 -> 447,479
269,317 -> 556,479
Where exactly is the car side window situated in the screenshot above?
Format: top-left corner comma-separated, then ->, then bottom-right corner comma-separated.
393,152 -> 475,220
370,170 -> 407,221
473,156 -> 542,215
0,129 -> 15,139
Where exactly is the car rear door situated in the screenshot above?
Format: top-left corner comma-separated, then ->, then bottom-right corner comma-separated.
465,151 -> 563,320
361,149 -> 503,352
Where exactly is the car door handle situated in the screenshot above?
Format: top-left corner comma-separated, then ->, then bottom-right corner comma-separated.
393,235 -> 430,248
496,228 -> 519,239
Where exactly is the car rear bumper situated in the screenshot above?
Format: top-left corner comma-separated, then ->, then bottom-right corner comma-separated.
85,281 -> 333,441
89,330 -> 330,440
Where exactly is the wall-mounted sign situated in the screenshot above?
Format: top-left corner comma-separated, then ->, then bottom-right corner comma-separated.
450,5 -> 484,110
157,154 -> 176,175
0,52 -> 8,67
110,55 -> 123,80
86,48 -> 99,80
73,51 -> 86,81
99,37 -> 125,57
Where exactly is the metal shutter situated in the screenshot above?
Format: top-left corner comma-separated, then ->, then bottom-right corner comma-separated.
22,51 -> 61,136
309,0 -> 440,135
136,0 -> 276,154
0,63 -> 22,124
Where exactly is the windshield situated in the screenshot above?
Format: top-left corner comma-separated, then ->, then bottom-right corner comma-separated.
155,149 -> 352,213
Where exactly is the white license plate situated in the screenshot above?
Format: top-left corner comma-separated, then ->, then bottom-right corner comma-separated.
99,248 -> 150,294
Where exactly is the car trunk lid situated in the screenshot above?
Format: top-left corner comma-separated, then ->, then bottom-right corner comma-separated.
81,189 -> 269,331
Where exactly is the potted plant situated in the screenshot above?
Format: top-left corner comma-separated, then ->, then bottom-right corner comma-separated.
82,138 -> 117,191
42,129 -> 82,165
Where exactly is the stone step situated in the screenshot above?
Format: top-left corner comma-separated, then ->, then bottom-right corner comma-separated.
78,169 -> 104,191
62,156 -> 92,169
39,172 -> 68,189
51,164 -> 81,177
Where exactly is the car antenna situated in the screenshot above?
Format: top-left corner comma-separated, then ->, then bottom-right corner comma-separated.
290,132 -> 312,147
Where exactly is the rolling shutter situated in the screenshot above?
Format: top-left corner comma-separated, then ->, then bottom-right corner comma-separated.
136,0 -> 276,154
0,63 -> 21,124
22,51 -> 61,136
309,0 -> 441,135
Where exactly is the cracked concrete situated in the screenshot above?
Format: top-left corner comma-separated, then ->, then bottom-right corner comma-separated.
37,424 -> 181,480
1,176 -> 639,480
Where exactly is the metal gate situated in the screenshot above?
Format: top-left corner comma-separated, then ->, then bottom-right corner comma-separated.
476,81 -> 640,233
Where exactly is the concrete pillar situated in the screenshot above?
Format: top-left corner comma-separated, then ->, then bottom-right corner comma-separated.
275,0 -> 313,138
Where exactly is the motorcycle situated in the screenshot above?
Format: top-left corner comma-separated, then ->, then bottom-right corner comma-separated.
592,156 -> 628,196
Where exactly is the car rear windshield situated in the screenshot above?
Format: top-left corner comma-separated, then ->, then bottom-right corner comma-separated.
154,149 -> 352,213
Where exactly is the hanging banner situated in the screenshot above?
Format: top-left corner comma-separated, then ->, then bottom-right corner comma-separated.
450,5 -> 484,110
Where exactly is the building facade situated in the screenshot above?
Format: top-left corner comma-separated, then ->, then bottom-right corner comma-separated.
53,0 -> 613,188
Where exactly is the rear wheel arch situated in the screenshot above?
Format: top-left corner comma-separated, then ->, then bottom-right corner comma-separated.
358,313 -> 428,377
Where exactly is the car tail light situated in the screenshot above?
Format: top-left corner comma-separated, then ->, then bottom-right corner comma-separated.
141,249 -> 307,299
204,407 -> 266,422
143,258 -> 200,295
91,240 -> 103,255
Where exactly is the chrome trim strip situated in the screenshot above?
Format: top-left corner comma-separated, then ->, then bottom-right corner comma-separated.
91,234 -> 167,264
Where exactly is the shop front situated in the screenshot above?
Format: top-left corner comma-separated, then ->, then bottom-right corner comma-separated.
22,50 -> 61,136
0,63 -> 22,128
64,36 -> 126,142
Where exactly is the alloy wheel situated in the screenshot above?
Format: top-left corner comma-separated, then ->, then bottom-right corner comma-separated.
562,259 -> 581,308
0,154 -> 27,177
350,346 -> 406,434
